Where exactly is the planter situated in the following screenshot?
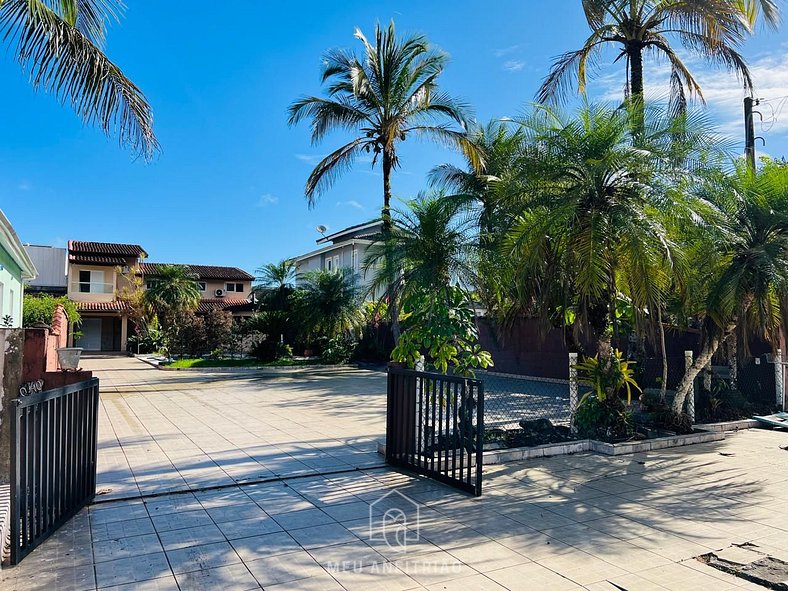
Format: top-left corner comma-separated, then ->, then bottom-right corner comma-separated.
56,347 -> 83,371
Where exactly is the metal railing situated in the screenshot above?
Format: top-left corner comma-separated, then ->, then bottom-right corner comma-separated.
9,378 -> 100,564
386,367 -> 483,496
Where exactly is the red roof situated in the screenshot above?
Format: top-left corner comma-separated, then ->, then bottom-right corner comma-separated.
196,298 -> 254,314
75,301 -> 131,312
69,241 -> 147,266
140,263 -> 253,281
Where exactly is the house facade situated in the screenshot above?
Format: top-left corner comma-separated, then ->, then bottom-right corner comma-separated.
139,263 -> 255,320
293,220 -> 383,298
0,210 -> 37,327
67,241 -> 146,352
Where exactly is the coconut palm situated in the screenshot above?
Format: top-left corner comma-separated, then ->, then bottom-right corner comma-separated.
253,259 -> 296,310
288,20 -> 479,342
672,159 -> 788,413
293,268 -> 362,340
536,0 -> 755,115
737,0 -> 782,29
144,265 -> 201,314
0,0 -> 158,159
503,103 -> 722,358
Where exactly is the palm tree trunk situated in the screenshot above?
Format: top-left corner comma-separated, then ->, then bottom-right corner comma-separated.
628,44 -> 645,136
657,307 -> 668,402
382,150 -> 401,344
671,329 -> 726,413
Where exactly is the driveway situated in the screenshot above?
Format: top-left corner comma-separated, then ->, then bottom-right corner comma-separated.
1,356 -> 787,590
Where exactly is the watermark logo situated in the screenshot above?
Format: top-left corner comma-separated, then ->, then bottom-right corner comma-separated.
368,490 -> 420,550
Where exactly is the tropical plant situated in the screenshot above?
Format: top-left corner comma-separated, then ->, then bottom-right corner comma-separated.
672,159 -> 788,413
288,20 -> 480,342
392,285 -> 493,377
575,349 -> 641,405
252,260 -> 296,310
143,265 -> 201,313
0,0 -> 158,158
22,293 -> 80,327
536,0 -> 758,117
293,268 -> 362,341
204,308 -> 234,355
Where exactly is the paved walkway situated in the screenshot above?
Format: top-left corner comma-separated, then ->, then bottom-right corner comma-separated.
2,357 -> 787,590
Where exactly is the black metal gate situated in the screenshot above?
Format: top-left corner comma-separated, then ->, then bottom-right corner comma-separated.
386,367 -> 484,496
10,378 -> 100,564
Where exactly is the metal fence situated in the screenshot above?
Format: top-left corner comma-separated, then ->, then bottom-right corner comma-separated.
386,367 -> 484,496
478,370 -> 571,430
10,378 -> 100,564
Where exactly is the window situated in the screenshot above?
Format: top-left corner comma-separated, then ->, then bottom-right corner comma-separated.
78,270 -> 106,293
146,280 -> 158,290
197,281 -> 207,292
326,258 -> 332,271
226,282 -> 244,292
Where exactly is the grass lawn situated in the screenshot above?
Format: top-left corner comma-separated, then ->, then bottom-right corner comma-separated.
163,358 -> 321,369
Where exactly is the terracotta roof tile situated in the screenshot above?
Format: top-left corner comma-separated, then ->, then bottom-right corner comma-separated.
69,241 -> 147,257
196,297 -> 254,314
75,301 -> 131,312
140,263 -> 254,281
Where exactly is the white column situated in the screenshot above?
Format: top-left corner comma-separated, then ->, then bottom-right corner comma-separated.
704,360 -> 712,392
685,350 -> 695,423
776,349 -> 785,411
569,352 -> 579,432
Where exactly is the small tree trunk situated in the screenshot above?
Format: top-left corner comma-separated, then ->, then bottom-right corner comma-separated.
628,44 -> 645,137
672,334 -> 723,413
657,307 -> 668,402
382,150 -> 401,344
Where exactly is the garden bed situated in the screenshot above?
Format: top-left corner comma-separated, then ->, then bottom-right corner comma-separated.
137,355 -> 354,372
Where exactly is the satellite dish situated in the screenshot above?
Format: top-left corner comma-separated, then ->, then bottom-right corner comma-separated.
316,225 -> 327,235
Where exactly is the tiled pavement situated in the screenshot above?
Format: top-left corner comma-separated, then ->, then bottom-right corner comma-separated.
2,357 -> 788,590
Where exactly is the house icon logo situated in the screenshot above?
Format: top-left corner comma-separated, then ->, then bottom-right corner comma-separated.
368,490 -> 420,550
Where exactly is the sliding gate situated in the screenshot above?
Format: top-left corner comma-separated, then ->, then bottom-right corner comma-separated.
386,367 -> 484,496
9,378 -> 100,564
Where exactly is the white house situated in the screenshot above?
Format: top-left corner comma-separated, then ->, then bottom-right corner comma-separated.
293,220 -> 384,298
0,210 -> 37,327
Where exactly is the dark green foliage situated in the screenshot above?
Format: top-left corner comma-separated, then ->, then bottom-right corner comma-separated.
574,395 -> 634,442
22,294 -> 80,327
204,309 -> 233,354
293,268 -> 362,341
252,340 -> 278,362
320,336 -> 357,365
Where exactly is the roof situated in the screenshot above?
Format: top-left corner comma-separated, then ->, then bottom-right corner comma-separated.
139,263 -> 254,281
196,298 -> 255,314
293,238 -> 374,263
0,209 -> 37,280
316,220 -> 382,244
75,301 -> 131,312
68,241 -> 147,266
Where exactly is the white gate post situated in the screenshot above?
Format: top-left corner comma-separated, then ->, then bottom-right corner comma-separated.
685,350 -> 695,423
569,352 -> 579,432
703,360 -> 712,392
775,349 -> 785,411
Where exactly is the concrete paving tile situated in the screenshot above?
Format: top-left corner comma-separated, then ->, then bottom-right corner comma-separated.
151,508 -> 214,532
174,563 -> 260,591
485,561 -> 580,591
157,522 -> 226,550
205,502 -> 268,524
447,540 -> 531,572
265,573 -> 346,590
272,507 -> 335,530
230,531 -> 303,562
90,501 -> 148,524
91,516 -> 156,542
393,550 -> 475,585
93,532 -> 162,563
307,539 -> 387,568
166,541 -> 242,574
99,575 -> 180,591
330,561 -> 420,591
288,522 -> 358,549
216,513 -> 283,540
1,563 -> 96,591
245,549 -> 327,586
94,551 -> 171,588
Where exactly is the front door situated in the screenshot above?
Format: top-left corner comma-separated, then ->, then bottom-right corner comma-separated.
78,318 -> 102,350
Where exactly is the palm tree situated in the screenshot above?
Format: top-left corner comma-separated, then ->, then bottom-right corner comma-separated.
0,0 -> 158,159
737,0 -> 782,29
364,193 -> 477,306
288,21 -> 480,342
144,265 -> 201,314
536,0 -> 755,116
293,268 -> 362,340
672,159 -> 788,413
253,260 -> 296,310
503,103 -> 721,359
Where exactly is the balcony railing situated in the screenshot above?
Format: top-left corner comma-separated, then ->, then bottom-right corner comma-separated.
70,282 -> 114,294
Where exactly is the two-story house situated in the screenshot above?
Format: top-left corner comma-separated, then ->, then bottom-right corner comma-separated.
67,241 -> 146,351
293,220 -> 383,298
139,263 -> 255,319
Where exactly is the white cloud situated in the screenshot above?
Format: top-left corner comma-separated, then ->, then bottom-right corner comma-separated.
336,200 -> 364,210
494,45 -> 520,58
17,181 -> 31,191
295,153 -> 326,165
503,60 -> 526,72
257,193 -> 279,207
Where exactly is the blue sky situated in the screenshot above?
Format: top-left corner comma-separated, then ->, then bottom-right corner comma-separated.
2,1 -> 787,275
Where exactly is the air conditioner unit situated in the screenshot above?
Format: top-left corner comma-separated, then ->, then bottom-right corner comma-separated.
214,288 -> 225,297
122,265 -> 130,273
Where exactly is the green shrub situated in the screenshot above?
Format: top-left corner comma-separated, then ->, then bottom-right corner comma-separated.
252,340 -> 278,362
22,294 -> 80,327
320,336 -> 357,364
574,394 -> 634,442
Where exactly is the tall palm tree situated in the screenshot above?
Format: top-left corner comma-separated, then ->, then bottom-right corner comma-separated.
144,265 -> 201,314
737,0 -> 782,29
503,103 -> 721,358
536,0 -> 754,116
0,0 -> 158,159
288,20 -> 479,227
253,259 -> 296,310
672,159 -> 788,412
293,268 -> 362,340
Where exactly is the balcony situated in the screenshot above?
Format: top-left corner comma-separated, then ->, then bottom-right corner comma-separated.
69,282 -> 114,295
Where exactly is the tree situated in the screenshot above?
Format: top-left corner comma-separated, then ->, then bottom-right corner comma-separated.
672,160 -> 788,413
293,268 -> 362,341
536,0 -> 756,117
252,259 -> 296,311
0,0 -> 158,159
143,265 -> 201,355
502,103 -> 721,360
288,20 -> 480,342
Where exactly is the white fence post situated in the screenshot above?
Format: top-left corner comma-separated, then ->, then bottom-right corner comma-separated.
703,360 -> 712,392
776,349 -> 785,411
685,350 -> 695,423
569,352 -> 579,432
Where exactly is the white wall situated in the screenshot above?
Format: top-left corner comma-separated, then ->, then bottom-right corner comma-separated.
0,263 -> 22,327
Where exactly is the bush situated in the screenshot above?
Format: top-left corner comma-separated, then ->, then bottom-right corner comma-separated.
252,340 -> 278,362
574,394 -> 634,442
204,309 -> 234,354
320,336 -> 357,364
22,294 -> 79,327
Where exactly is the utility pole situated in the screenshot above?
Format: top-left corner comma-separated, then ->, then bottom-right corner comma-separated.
744,96 -> 757,172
